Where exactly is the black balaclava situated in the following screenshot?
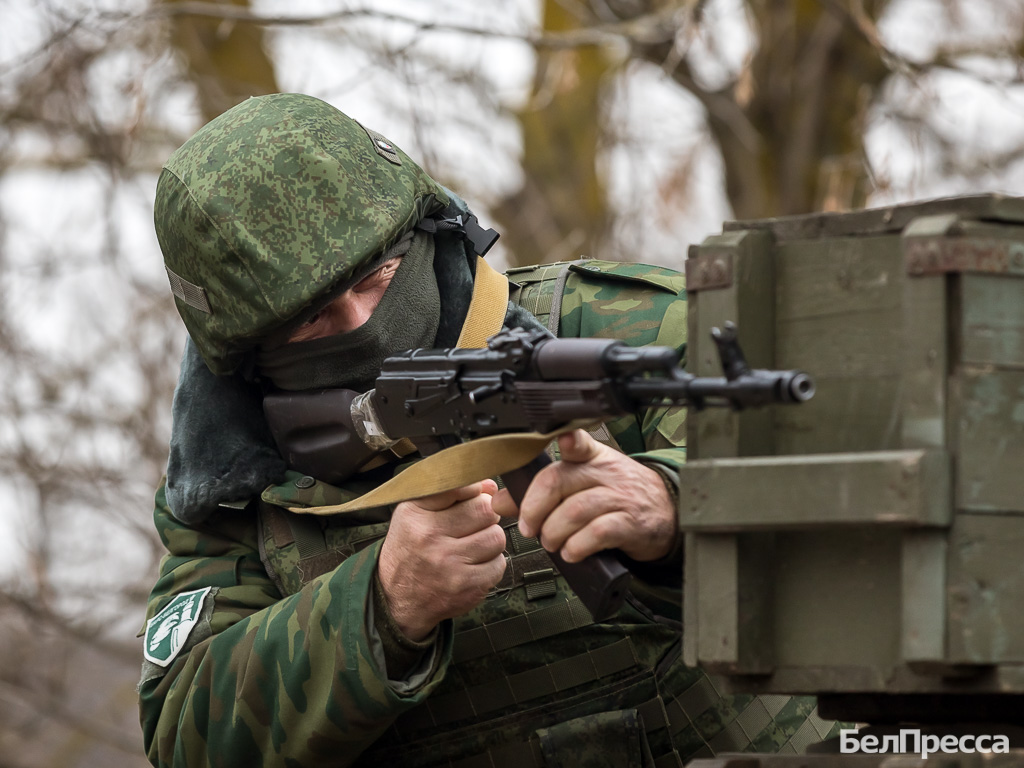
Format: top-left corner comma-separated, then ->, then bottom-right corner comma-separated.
255,231 -> 440,392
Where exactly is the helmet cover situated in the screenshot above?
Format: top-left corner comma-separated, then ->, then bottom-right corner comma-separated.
155,93 -> 449,374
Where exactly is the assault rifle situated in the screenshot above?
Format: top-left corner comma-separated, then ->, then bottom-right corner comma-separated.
264,322 -> 814,621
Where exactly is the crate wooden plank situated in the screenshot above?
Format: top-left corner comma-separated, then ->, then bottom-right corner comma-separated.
773,376 -> 903,455
960,274 -> 1024,369
776,311 -> 904,378
956,366 -> 1024,512
694,533 -> 737,665
947,513 -> 1024,664
723,194 -> 1024,241
774,238 -> 905,410
678,450 -> 951,530
775,237 -> 903,323
682,533 -> 699,668
687,229 -> 775,460
901,531 -> 948,664
900,273 -> 948,449
772,530 -> 903,669
693,533 -> 775,674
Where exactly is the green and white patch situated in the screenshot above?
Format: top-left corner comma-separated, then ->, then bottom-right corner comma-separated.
144,586 -> 212,667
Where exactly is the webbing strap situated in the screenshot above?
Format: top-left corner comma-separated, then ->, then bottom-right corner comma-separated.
456,256 -> 510,349
281,512 -> 350,584
405,638 -> 639,731
452,596 -> 592,664
288,515 -> 327,559
287,421 -> 591,515
546,259 -> 586,336
508,523 -> 542,554
524,569 -> 558,601
489,548 -> 555,596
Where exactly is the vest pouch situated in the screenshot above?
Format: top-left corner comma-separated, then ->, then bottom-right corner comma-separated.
535,708 -> 655,768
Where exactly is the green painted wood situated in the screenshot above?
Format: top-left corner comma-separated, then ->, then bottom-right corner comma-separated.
678,450 -> 951,530
956,366 -> 1024,512
686,229 -> 775,460
899,272 -> 948,449
774,237 -> 903,324
901,531 -> 948,664
693,533 -> 776,674
773,376 -> 903,455
776,310 -> 904,377
771,236 -> 906,455
774,236 -> 903,378
723,194 -> 1024,242
772,530 -> 902,669
947,513 -> 1024,664
682,533 -> 699,668
960,274 -> 1024,368
694,533 -> 737,667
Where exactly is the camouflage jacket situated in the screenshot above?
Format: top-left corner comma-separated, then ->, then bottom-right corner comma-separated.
140,261 -> 832,767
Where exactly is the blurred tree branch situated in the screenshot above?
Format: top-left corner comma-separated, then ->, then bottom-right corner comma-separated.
160,0 -> 279,120
142,1 -> 676,48
0,678 -> 141,755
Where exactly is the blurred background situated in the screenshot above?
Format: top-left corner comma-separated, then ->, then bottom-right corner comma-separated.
1,0 -> 1023,765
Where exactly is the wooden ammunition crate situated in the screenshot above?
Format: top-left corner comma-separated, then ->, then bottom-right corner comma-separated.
679,195 -> 1024,695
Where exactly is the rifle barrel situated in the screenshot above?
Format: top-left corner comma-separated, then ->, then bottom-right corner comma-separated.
626,369 -> 815,408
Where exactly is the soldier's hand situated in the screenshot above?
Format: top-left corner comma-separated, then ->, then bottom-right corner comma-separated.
379,480 -> 506,642
492,430 -> 676,564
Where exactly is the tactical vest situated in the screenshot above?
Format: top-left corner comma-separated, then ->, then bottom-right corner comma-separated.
256,260 -> 834,767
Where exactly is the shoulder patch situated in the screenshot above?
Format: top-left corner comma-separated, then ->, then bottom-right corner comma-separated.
143,586 -> 213,667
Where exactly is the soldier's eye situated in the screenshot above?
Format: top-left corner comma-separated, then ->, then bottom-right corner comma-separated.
300,310 -> 324,328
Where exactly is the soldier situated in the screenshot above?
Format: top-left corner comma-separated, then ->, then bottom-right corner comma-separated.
140,93 -> 833,767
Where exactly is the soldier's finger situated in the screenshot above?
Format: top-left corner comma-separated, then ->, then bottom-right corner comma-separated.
555,429 -> 604,464
483,550 -> 508,587
517,459 -> 600,539
431,495 -> 502,538
456,523 -> 507,564
559,511 -> 633,563
536,487 -> 616,555
413,479 -> 494,512
490,488 -> 519,518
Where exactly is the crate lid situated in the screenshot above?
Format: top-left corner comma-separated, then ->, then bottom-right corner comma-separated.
723,194 -> 1024,240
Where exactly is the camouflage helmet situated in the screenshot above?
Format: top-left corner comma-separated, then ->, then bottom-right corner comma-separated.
154,93 -> 450,375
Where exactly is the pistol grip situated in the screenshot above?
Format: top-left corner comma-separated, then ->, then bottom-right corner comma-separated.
502,454 -> 632,622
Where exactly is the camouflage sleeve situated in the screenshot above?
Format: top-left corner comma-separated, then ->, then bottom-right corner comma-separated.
139,483 -> 451,768
554,262 -> 689,594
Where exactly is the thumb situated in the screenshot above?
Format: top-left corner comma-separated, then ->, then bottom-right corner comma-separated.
556,429 -> 603,464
